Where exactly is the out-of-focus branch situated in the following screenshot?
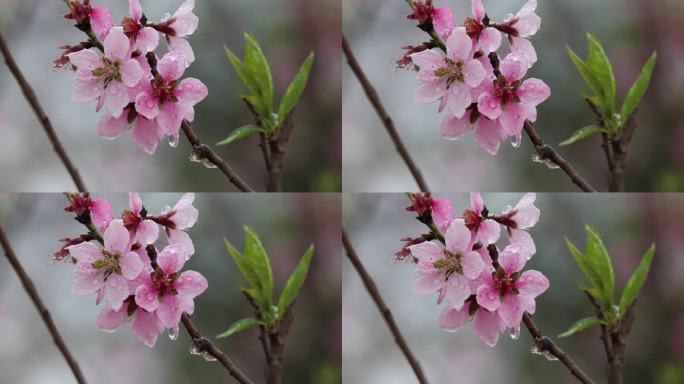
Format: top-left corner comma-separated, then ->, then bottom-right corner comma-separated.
0,224 -> 88,384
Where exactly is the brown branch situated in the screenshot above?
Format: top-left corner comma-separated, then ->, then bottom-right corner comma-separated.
342,229 -> 430,384
607,302 -> 637,384
181,314 -> 256,384
0,224 -> 88,384
523,121 -> 597,192
342,35 -> 430,193
607,115 -> 638,193
243,292 -> 272,373
0,32 -> 87,192
585,292 -> 614,365
181,121 -> 255,192
266,112 -> 296,192
522,313 -> 597,384
266,304 -> 295,384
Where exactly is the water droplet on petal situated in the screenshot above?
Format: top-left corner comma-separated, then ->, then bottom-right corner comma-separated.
146,293 -> 155,301
509,327 -> 520,340
168,135 -> 179,147
168,327 -> 179,340
488,101 -> 497,108
109,279 -> 117,287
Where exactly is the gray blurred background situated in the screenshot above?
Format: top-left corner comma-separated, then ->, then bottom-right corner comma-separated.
0,193 -> 341,384
343,0 -> 684,192
0,0 -> 341,192
343,193 -> 684,383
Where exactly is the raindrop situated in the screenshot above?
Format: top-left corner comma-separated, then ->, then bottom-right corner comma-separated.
168,327 -> 179,340
109,279 -> 118,287
511,135 -> 521,148
146,293 -> 155,301
509,327 -> 520,340
168,135 -> 179,147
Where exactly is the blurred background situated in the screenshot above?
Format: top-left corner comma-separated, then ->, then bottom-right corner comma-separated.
0,193 -> 341,384
343,193 -> 684,383
0,0 -> 341,192
343,0 -> 684,192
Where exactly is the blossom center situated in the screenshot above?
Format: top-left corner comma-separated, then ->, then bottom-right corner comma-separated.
435,249 -> 464,278
464,17 -> 484,39
93,249 -> 123,278
152,77 -> 180,105
435,58 -> 465,88
463,209 -> 483,231
492,270 -> 520,298
494,76 -> 522,105
122,17 -> 142,39
92,57 -> 123,87
152,272 -> 179,297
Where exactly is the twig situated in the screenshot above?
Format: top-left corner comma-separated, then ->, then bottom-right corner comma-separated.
607,302 -> 637,384
342,229 -> 430,384
0,224 -> 88,384
265,112 -> 296,192
0,33 -> 87,192
181,121 -> 255,192
607,116 -> 638,193
585,292 -> 614,365
243,292 -> 273,373
522,313 -> 597,384
181,314 -> 256,384
523,121 -> 597,192
266,304 -> 295,384
342,35 -> 430,193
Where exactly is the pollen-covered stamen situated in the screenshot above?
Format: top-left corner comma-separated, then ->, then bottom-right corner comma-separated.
494,76 -> 522,106
152,268 -> 180,297
92,57 -> 123,87
151,76 -> 180,106
435,58 -> 465,88
435,248 -> 465,278
93,249 -> 123,279
492,268 -> 521,299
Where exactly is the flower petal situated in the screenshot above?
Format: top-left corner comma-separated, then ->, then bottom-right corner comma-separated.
157,294 -> 184,329
136,27 -> 160,53
176,78 -> 208,105
157,244 -> 187,275
478,27 -> 502,54
168,229 -> 195,257
476,283 -> 501,312
477,219 -> 501,245
513,193 -> 540,229
463,59 -> 485,88
499,244 -> 528,274
477,92 -> 501,120
132,117 -> 163,155
104,27 -> 130,61
136,220 -> 159,246
499,102 -> 528,137
168,36 -> 195,66
175,270 -> 208,298
461,251 -> 485,279
121,251 -> 144,280
510,37 -> 537,66
445,219 -> 471,253
120,59 -> 143,87
72,272 -> 103,295
445,275 -> 470,309
132,309 -> 162,347
103,274 -> 129,311
135,284 -> 160,312
516,270 -> 549,297
474,116 -> 505,155
408,241 -> 443,263
157,102 -> 184,137
440,111 -> 472,141
103,82 -> 130,118
518,78 -> 550,106
510,228 -> 536,256
90,6 -> 113,40
90,198 -> 113,232
67,49 -> 101,71
438,305 -> 470,332
433,6 -> 454,41
67,242 -> 101,263
446,28 -> 472,63
474,308 -> 502,347
431,197 -> 454,232
104,219 -> 130,254
97,303 -> 128,332
500,51 -> 530,82
97,113 -> 128,140
157,52 -> 187,82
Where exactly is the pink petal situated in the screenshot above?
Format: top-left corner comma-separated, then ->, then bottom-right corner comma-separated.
104,27 -> 130,61
415,79 -> 446,103
157,294 -> 184,329
168,229 -> 195,257
477,219 -> 501,246
470,192 -> 484,213
445,219 -> 471,253
471,0 -> 485,22
414,267 -> 442,295
170,0 -> 199,37
128,0 -> 142,22
474,309 -> 502,347
132,117 -> 163,154
103,274 -> 129,311
103,82 -> 129,118
157,102 -> 184,137
121,251 -> 144,280
498,294 -> 534,328
445,275 -> 470,309
167,36 -> 195,65
66,49 -> 101,71
410,49 -> 443,71
171,193 -> 198,229
499,245 -> 528,274
446,28 -> 472,63
67,242 -> 100,263
129,192 -> 143,214
408,242 -> 443,263
500,51 -> 530,82
476,283 -> 501,312
461,251 -> 485,279
510,228 -> 536,256
477,92 -> 501,120
176,78 -> 208,105
516,270 -> 549,297
157,244 -> 187,275
135,91 -> 160,120
97,303 -> 128,332
137,220 -> 160,246
514,0 -> 541,37
90,6 -> 113,40
518,78 -> 550,106
72,77 -> 104,103
72,272 -> 103,295
478,27 -> 502,54
463,59 -> 485,88
175,270 -> 208,298
97,113 -> 128,140
440,111 -> 471,141
104,219 -> 130,254
499,102 -> 528,137
513,193 -> 540,229
132,309 -> 162,347
438,305 -> 469,332
510,37 -> 537,66
474,117 -> 505,155
432,6 -> 454,41
431,197 -> 454,232
120,59 -> 143,87
135,284 -> 160,312
90,198 -> 113,232
157,52 -> 187,82
136,27 -> 160,54
445,83 -> 472,117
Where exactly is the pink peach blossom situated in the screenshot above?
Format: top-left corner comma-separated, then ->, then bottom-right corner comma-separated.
439,300 -> 505,346
465,0 -> 502,54
499,193 -> 540,255
463,192 -> 501,245
504,0 -> 541,65
123,193 -> 160,246
159,193 -> 198,256
440,109 -> 507,155
431,197 -> 454,233
124,0 -> 161,53
97,109 -> 167,154
432,6 -> 455,41
161,0 -> 199,65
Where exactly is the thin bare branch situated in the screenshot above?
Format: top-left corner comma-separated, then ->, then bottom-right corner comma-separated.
0,33 -> 87,192
0,224 -> 88,384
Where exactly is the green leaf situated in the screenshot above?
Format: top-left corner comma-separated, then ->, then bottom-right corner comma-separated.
217,125 -> 264,146
586,34 -> 616,114
243,226 -> 274,309
566,238 -> 602,290
559,125 -> 604,146
558,317 -> 603,338
224,238 -> 261,293
216,317 -> 262,339
567,47 -> 605,108
277,245 -> 314,315
620,52 -> 657,124
243,33 -> 274,115
584,225 -> 615,307
225,45 -> 264,108
619,244 -> 655,316
277,52 -> 315,123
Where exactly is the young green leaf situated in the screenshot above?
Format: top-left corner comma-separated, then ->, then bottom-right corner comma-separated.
586,34 -> 616,114
559,125 -> 604,146
225,45 -> 263,105
277,52 -> 315,123
277,245 -> 314,315
243,226 -> 274,309
216,317 -> 263,339
584,226 -> 615,307
224,238 -> 261,293
558,317 -> 603,338
619,244 -> 655,316
566,238 -> 603,293
217,125 -> 264,146
243,33 -> 274,115
568,47 -> 605,108
620,53 -> 657,124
